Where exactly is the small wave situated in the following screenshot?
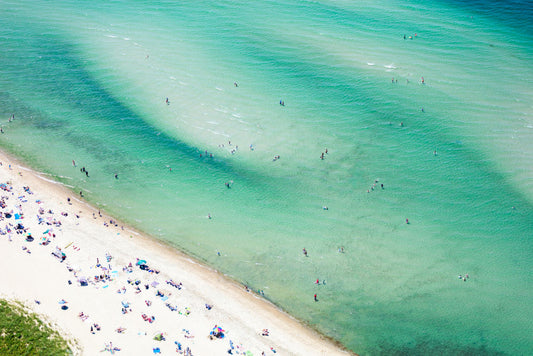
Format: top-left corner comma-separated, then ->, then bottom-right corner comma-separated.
105,34 -> 118,38
35,174 -> 63,185
207,129 -> 230,137
384,64 -> 396,69
235,118 -> 249,125
123,37 -> 131,41
367,62 -> 375,66
215,87 -> 224,91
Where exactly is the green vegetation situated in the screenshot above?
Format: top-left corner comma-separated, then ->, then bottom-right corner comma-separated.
0,299 -> 73,356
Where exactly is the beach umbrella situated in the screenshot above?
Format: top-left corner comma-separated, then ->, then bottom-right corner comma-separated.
211,325 -> 225,339
136,259 -> 147,266
213,326 -> 224,332
153,332 -> 165,341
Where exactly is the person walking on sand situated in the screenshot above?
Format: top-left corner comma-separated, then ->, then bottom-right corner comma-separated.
303,248 -> 308,257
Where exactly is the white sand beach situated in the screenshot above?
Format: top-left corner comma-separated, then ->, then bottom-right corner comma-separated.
0,150 -> 352,356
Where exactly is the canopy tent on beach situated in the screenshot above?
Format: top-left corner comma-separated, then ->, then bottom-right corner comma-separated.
78,276 -> 89,286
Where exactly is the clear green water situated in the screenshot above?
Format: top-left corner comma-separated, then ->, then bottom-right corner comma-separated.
1,1 -> 532,354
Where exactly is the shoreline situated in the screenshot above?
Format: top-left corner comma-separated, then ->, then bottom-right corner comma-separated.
0,148 -> 353,355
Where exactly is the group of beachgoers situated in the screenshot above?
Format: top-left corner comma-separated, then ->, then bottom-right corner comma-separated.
0,160 -> 285,355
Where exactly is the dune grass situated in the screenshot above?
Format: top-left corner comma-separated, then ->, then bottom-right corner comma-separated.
0,299 -> 73,355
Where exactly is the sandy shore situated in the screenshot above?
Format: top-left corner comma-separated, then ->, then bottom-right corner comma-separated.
0,150 -> 352,356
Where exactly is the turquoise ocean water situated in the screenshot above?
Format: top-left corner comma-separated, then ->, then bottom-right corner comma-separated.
1,1 -> 532,354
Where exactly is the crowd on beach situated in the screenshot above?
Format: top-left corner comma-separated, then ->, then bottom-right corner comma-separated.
0,157 -> 335,356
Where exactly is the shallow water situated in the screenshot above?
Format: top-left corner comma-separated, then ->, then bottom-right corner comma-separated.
1,1 -> 532,354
